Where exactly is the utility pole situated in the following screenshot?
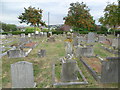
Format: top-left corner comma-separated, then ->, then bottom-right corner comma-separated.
48,12 -> 50,30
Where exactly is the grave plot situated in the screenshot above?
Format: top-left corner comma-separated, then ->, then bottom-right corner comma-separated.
52,59 -> 88,86
80,57 -> 101,81
23,42 -> 37,48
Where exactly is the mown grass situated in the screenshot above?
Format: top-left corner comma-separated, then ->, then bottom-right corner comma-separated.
1,35 -> 118,88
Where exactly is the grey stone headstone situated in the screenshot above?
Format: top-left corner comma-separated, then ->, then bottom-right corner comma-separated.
98,36 -> 106,42
65,42 -> 73,56
101,58 -> 119,83
87,32 -> 95,43
76,47 -> 94,57
47,37 -> 55,42
38,49 -> 46,57
61,60 -> 78,82
73,37 -> 78,46
112,38 -> 119,49
21,34 -> 25,37
11,61 -> 35,88
7,50 -> 26,58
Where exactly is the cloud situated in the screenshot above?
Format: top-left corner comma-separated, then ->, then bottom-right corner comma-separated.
0,0 -> 118,26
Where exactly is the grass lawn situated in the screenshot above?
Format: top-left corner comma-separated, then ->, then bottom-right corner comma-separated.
1,35 -> 118,88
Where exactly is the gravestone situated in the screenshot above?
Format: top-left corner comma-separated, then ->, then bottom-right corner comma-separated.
28,33 -> 31,37
19,37 -> 29,44
11,61 -> 36,88
61,60 -> 78,82
76,47 -> 94,57
101,57 -> 119,83
7,49 -> 26,58
98,36 -> 106,42
38,49 -> 46,57
111,38 -> 119,49
21,34 -> 25,37
87,32 -> 95,43
73,37 -> 78,46
65,42 -> 73,56
47,37 -> 55,42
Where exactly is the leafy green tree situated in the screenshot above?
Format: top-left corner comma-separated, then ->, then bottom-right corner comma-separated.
63,2 -> 95,31
18,6 -> 46,29
1,22 -> 17,32
99,2 -> 119,29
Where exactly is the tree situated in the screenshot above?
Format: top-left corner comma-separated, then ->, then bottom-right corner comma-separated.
63,2 -> 95,31
18,6 -> 46,29
99,2 -> 119,29
1,22 -> 17,32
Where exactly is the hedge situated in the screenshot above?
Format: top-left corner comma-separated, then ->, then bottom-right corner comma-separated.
1,31 -> 110,35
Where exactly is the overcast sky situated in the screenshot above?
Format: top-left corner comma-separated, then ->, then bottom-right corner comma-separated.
0,0 -> 118,26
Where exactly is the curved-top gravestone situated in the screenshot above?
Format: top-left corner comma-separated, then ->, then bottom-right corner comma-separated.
87,32 -> 95,43
61,60 -> 78,82
11,61 -> 36,88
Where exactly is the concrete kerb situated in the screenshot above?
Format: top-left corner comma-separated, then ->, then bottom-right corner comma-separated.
80,57 -> 101,82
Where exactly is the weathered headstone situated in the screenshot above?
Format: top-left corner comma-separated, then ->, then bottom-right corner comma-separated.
101,57 -> 119,83
7,49 -> 26,58
75,47 -> 94,57
28,33 -> 31,37
111,38 -> 119,49
38,49 -> 46,57
87,32 -> 95,43
11,61 -> 36,88
73,37 -> 78,46
65,42 -> 73,56
21,34 -> 25,37
61,60 -> 78,82
98,36 -> 106,42
47,37 -> 55,42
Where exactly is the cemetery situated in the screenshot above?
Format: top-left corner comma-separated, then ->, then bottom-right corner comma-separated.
1,0 -> 119,89
1,32 -> 119,88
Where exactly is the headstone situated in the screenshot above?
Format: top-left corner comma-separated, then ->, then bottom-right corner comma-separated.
11,61 -> 36,88
65,42 -> 73,56
61,60 -> 78,82
75,47 -> 94,57
7,49 -> 26,58
35,31 -> 39,35
21,34 -> 25,37
73,37 -> 78,46
38,49 -> 46,57
28,33 -> 31,37
98,36 -> 106,42
47,37 -> 55,42
101,57 -> 119,83
87,32 -> 95,43
111,38 -> 119,49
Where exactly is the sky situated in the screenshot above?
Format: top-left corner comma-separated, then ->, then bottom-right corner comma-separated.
0,0 -> 118,26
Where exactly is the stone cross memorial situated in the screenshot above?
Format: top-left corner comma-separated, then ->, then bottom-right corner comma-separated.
11,61 -> 36,88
